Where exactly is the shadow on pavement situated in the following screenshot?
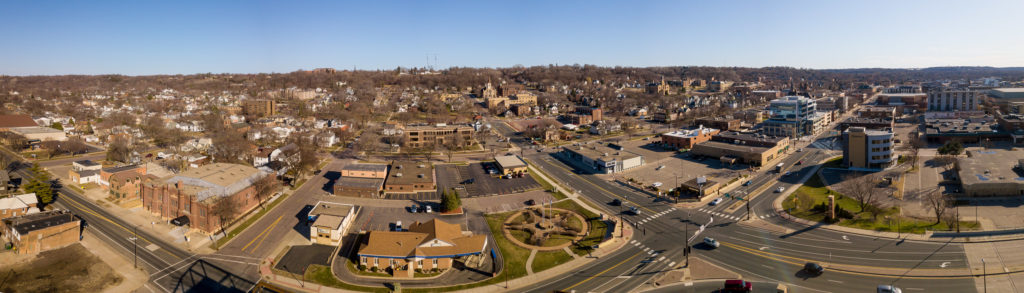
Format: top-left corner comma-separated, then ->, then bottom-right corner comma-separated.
172,259 -> 256,293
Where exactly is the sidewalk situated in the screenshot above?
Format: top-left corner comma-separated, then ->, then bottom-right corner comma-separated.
255,162 -> 636,293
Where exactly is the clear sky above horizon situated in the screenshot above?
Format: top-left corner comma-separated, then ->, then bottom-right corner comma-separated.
2,0 -> 1023,76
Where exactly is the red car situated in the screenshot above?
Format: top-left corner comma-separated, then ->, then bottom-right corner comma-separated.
723,279 -> 752,292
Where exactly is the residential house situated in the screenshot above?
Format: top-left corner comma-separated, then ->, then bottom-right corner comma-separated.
0,193 -> 39,221
69,160 -> 102,185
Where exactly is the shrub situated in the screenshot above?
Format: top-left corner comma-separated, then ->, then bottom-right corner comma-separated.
357,264 -> 366,271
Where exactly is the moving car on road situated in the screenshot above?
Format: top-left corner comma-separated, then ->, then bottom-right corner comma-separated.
703,237 -> 720,248
803,262 -> 824,276
877,285 -> 902,293
776,186 -> 786,193
743,180 -> 752,186
610,199 -> 622,206
709,198 -> 723,206
722,279 -> 752,292
629,206 -> 641,215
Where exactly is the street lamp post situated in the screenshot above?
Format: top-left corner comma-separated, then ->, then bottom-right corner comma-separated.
982,257 -> 987,293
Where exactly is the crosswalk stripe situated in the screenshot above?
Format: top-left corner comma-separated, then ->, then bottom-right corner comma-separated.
658,256 -> 665,261
760,215 -> 765,219
669,261 -> 676,267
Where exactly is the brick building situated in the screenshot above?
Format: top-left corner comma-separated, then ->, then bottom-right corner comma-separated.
243,99 -> 277,116
661,126 -> 720,149
3,210 -> 80,255
358,219 -> 487,277
141,163 -> 270,234
695,117 -> 741,131
334,163 -> 388,198
403,124 -> 474,149
383,161 -> 436,196
0,193 -> 39,221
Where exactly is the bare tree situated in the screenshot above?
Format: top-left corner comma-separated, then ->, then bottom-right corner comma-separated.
212,198 -> 239,237
252,174 -> 279,209
921,188 -> 950,225
835,173 -> 880,212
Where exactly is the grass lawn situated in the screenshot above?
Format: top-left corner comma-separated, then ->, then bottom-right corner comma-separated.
304,265 -> 390,293
783,174 -> 979,234
527,166 -> 568,200
552,198 -> 609,256
822,157 -> 843,168
531,250 -> 574,273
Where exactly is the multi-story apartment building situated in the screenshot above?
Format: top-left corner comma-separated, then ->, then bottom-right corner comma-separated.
762,96 -> 817,137
842,127 -> 895,170
403,124 -> 474,149
243,99 -> 277,116
928,89 -> 979,111
696,117 -> 741,131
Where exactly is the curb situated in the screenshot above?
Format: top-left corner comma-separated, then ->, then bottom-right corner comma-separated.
769,157 -> 1024,244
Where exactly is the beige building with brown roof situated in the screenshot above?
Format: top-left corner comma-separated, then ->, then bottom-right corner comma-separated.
307,201 -> 355,246
357,219 -> 487,277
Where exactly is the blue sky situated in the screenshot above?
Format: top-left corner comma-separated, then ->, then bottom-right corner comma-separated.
2,0 -> 1022,75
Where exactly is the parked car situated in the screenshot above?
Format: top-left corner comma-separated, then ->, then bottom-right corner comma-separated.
877,285 -> 902,293
709,198 -> 723,206
610,199 -> 622,206
703,237 -> 720,248
797,148 -> 803,152
394,221 -> 403,231
803,262 -> 824,276
722,279 -> 752,292
525,199 -> 536,206
409,204 -> 418,213
425,205 -> 433,213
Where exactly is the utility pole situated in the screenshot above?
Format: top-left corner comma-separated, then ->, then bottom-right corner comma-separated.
982,257 -> 987,293
132,225 -> 138,269
746,199 -> 751,220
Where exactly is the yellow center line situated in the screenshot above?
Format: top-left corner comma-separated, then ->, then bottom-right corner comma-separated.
721,241 -> 972,279
537,158 -> 657,214
59,191 -> 181,260
242,214 -> 283,253
563,252 -> 642,291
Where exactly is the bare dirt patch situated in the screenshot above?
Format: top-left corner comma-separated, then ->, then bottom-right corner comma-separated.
0,243 -> 122,293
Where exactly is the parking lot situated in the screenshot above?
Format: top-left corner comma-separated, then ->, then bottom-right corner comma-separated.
351,206 -> 466,232
435,163 -> 541,197
463,190 -> 556,214
612,140 -> 744,191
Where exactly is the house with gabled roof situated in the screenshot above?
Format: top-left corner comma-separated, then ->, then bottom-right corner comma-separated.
357,219 -> 487,277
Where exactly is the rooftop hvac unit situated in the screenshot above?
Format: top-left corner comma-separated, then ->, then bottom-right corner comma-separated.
395,173 -> 403,177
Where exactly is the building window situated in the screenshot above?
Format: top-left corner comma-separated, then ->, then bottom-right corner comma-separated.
432,259 -> 438,266
374,258 -> 378,266
361,257 -> 367,265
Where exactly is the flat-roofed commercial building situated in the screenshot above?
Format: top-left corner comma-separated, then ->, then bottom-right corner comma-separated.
928,88 -> 980,111
141,163 -> 271,234
762,96 -> 817,137
842,127 -> 895,170
3,210 -> 80,255
494,155 -> 528,175
956,150 -> 1024,197
690,132 -> 790,167
924,117 -> 1007,144
383,161 -> 436,196
695,117 -> 740,131
661,126 -> 719,149
989,88 -> 1024,114
404,124 -> 474,149
561,143 -> 644,174
307,201 -> 355,246
877,93 -> 927,113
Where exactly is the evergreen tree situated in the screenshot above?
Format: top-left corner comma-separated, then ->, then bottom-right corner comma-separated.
24,163 -> 54,204
441,189 -> 462,213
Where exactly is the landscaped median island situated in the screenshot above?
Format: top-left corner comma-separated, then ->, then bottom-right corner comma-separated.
783,173 -> 978,234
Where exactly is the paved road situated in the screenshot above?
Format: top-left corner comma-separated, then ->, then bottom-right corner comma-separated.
0,149 -> 259,293
492,108 -> 977,293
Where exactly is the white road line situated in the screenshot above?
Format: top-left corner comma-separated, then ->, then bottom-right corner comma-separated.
669,262 -> 676,267
827,280 -> 844,284
658,256 -> 665,261
630,240 -> 637,244
904,288 -> 925,291
760,215 -> 766,219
